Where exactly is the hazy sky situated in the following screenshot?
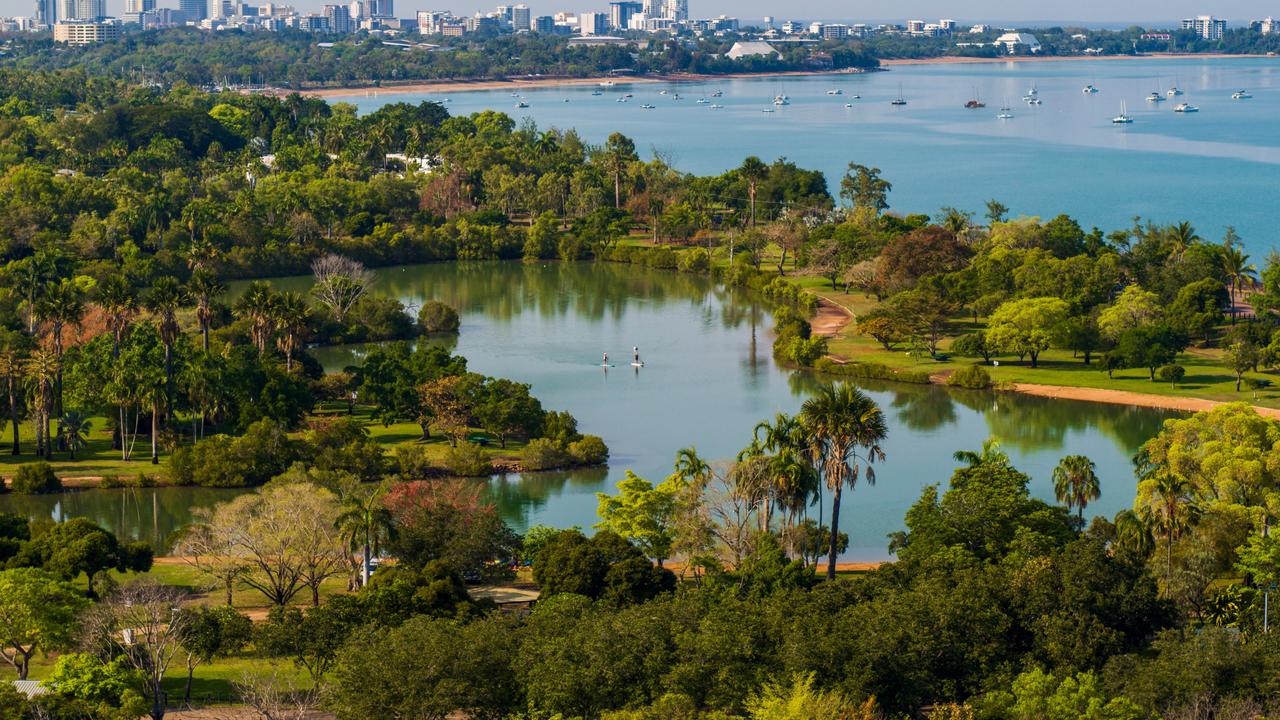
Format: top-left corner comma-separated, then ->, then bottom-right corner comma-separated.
13,0 -> 1277,25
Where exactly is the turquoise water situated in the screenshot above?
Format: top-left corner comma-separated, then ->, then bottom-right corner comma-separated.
340,57 -> 1280,253
3,261 -> 1177,560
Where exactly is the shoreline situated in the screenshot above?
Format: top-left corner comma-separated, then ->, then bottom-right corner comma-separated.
306,68 -> 869,99
304,52 -> 1273,99
808,296 -> 1278,419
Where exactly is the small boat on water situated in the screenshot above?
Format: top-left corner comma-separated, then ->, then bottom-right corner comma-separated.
965,88 -> 985,109
616,97 -> 628,103
516,101 -> 529,108
624,93 -> 633,98
1232,90 -> 1253,99
591,90 -> 603,96
1146,92 -> 1164,103
773,95 -> 790,106
997,107 -> 1014,119
1026,97 -> 1042,105
641,104 -> 656,109
761,107 -> 775,113
1082,84 -> 1099,94
844,103 -> 854,108
696,98 -> 708,104
599,81 -> 615,87
711,90 -> 723,97
1112,102 -> 1133,124
891,83 -> 907,105
659,90 -> 669,95
1174,103 -> 1199,113
710,104 -> 724,109
827,89 -> 843,95
1168,86 -> 1184,96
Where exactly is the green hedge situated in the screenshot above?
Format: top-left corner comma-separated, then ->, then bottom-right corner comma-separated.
812,358 -> 933,384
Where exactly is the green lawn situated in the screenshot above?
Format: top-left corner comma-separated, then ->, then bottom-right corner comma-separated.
1,405 -> 533,481
808,285 -> 1280,408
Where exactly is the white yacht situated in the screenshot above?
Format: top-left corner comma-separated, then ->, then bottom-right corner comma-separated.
827,89 -> 843,95
1167,86 -> 1184,96
1146,92 -> 1165,103
1174,103 -> 1199,113
1082,84 -> 1099,94
1233,90 -> 1253,99
516,101 -> 529,108
696,98 -> 708,104
591,90 -> 603,96
709,104 -> 724,109
711,90 -> 724,97
997,107 -> 1014,119
641,104 -> 656,109
1112,102 -> 1133,124
773,95 -> 790,106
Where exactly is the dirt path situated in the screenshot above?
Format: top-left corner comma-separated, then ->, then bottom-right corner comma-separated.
811,298 -> 854,338
1010,382 -> 1280,419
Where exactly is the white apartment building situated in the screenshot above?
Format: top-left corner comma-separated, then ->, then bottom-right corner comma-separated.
1182,15 -> 1227,40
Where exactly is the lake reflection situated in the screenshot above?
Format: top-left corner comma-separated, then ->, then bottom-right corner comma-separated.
4,262 -> 1180,561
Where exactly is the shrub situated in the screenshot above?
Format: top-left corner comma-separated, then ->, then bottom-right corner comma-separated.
166,419 -> 298,487
677,247 -> 711,274
1156,364 -> 1186,388
645,247 -> 679,270
947,365 -> 993,389
567,435 -> 609,465
442,441 -> 492,477
394,444 -> 438,479
418,301 -> 460,334
522,438 -> 571,471
11,462 -> 61,495
776,335 -> 828,367
812,358 -> 933,384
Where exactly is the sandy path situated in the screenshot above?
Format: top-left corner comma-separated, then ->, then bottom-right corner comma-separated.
811,298 -> 855,338
1011,382 -> 1280,419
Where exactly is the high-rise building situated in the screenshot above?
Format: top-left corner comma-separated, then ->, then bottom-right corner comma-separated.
60,0 -> 104,20
1182,15 -> 1226,40
579,10 -> 607,34
608,1 -> 641,29
366,0 -> 390,18
323,3 -> 350,32
179,0 -> 205,20
1260,17 -> 1280,34
208,0 -> 226,21
641,0 -> 658,18
34,0 -> 57,26
123,0 -> 155,22
662,0 -> 686,21
511,3 -> 530,30
533,14 -> 553,32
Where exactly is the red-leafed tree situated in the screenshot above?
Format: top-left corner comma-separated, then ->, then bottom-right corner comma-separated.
384,480 -> 519,581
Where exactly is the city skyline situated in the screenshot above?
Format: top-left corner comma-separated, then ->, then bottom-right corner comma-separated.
14,0 -> 1280,23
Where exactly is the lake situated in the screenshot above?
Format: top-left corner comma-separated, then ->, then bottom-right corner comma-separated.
338,57 -> 1280,254
0,262 -> 1179,561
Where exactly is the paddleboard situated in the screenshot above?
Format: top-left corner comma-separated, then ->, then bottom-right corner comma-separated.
631,362 -> 644,367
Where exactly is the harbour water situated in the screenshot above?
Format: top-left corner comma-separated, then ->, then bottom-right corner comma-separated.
340,57 -> 1280,253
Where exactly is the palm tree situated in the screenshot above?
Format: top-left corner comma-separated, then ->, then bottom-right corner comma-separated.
1052,454 -> 1102,522
953,438 -> 1008,468
739,156 -> 769,227
145,276 -> 188,421
1166,221 -> 1201,258
0,339 -> 27,455
800,383 -> 888,581
187,270 -> 226,352
235,281 -> 279,354
1139,472 -> 1199,584
59,410 -> 92,460
35,279 -> 85,419
668,446 -> 711,487
335,484 -> 396,588
96,275 -> 138,360
23,350 -> 58,459
1221,239 -> 1258,322
1113,509 -> 1154,557
140,377 -> 166,465
273,292 -> 310,372
754,413 -> 819,544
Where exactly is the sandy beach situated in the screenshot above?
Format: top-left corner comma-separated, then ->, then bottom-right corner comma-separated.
301,52 -> 1273,99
